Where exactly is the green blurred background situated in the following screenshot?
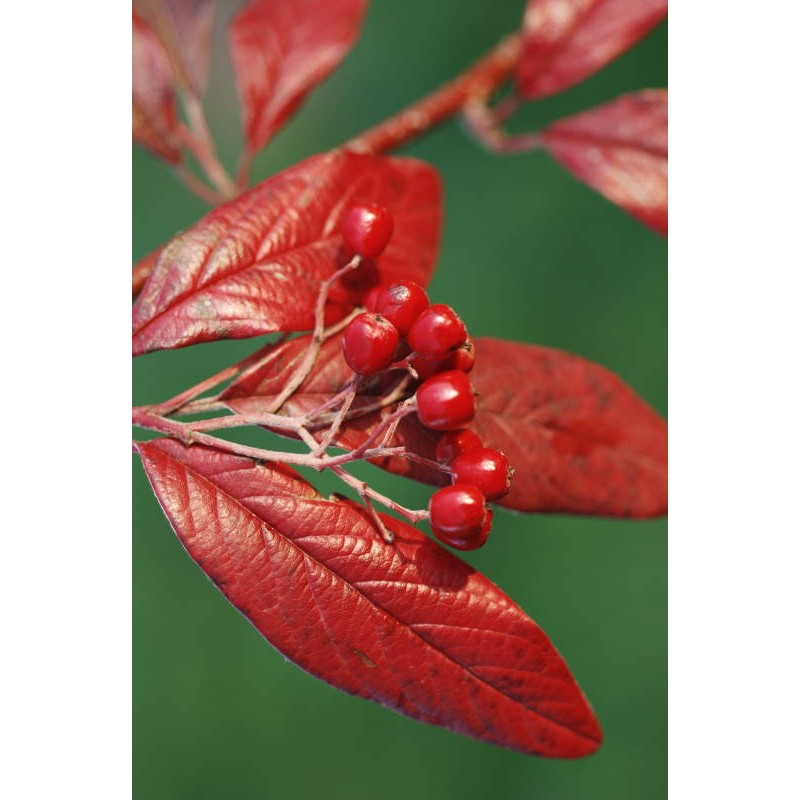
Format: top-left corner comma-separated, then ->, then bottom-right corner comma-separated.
133,1 -> 667,797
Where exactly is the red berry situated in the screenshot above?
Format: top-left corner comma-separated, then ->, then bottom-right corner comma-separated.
435,429 -> 482,464
415,370 -> 475,430
449,338 -> 476,372
342,313 -> 399,376
429,484 -> 490,550
407,304 -> 467,358
411,338 -> 476,379
375,280 -> 429,335
451,447 -> 511,501
342,204 -> 394,259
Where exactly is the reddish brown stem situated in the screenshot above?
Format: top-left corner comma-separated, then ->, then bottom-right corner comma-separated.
173,164 -> 225,205
462,98 -> 543,155
180,96 -> 237,199
265,258 -> 360,414
344,33 -> 521,155
132,407 -> 401,470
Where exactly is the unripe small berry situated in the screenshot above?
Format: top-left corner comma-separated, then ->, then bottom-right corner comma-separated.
375,280 -> 429,335
415,370 -> 475,430
451,447 -> 511,501
429,484 -> 490,550
342,204 -> 394,259
435,429 -> 483,464
342,313 -> 399,376
407,304 -> 467,358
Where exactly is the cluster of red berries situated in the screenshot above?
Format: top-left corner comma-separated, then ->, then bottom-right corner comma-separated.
430,430 -> 511,551
340,204 -> 512,552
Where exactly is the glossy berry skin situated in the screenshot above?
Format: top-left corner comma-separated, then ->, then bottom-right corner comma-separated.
450,338 -> 475,372
407,304 -> 467,358
375,280 -> 429,335
429,484 -> 490,550
342,204 -> 394,259
415,370 -> 475,430
435,429 -> 483,464
342,313 -> 399,376
451,447 -> 511,501
411,338 -> 476,379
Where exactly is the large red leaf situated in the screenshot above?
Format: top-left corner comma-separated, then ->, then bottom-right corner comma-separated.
136,0 -> 216,96
222,335 -> 667,517
132,150 -> 441,356
541,89 -> 667,234
516,0 -> 667,99
132,10 -> 181,163
229,0 -> 369,155
136,438 -> 602,757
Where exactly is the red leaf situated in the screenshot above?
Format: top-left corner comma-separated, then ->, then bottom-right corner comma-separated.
229,0 -> 369,155
136,438 -> 602,757
221,333 -> 445,487
516,0 -> 667,99
132,10 -> 181,163
541,90 -> 667,234
136,0 -> 216,96
132,150 -> 441,356
468,338 -> 667,516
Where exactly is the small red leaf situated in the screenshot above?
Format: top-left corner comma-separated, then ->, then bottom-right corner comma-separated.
136,438 -> 602,757
469,338 -> 667,516
516,0 -> 667,99
132,10 -> 181,163
541,89 -> 667,234
229,0 -> 369,155
132,150 -> 441,356
136,0 -> 216,96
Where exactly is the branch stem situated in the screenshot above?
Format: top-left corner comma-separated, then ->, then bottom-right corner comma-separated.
133,407 -> 401,470
181,95 -> 238,198
266,258 -> 360,414
343,33 -> 521,155
173,164 -> 225,205
328,466 -> 429,526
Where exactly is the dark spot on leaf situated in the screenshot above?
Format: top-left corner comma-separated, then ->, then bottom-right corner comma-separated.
351,648 -> 377,668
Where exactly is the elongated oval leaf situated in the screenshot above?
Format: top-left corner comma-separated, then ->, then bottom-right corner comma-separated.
516,0 -> 667,99
132,150 -> 441,356
541,89 -> 667,234
136,0 -> 216,96
222,334 -> 667,517
132,10 -> 181,163
229,0 -> 369,155
136,438 -> 602,757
